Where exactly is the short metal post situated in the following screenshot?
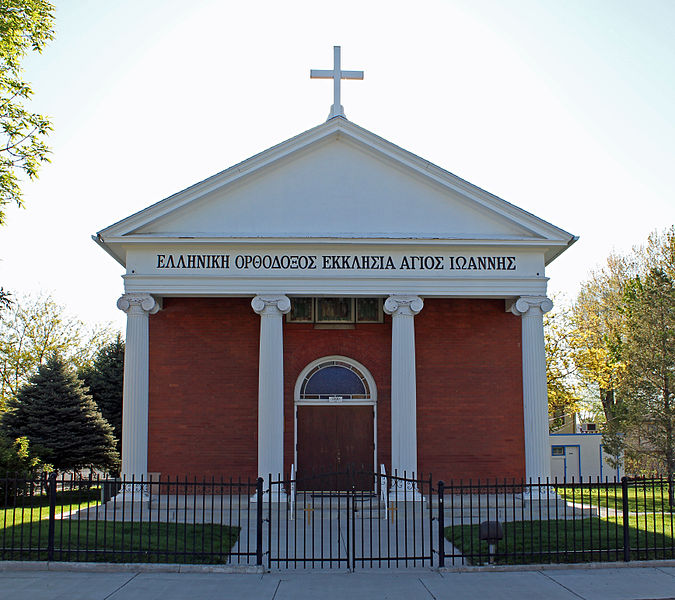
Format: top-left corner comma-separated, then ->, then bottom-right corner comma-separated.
350,486 -> 356,571
267,473 -> 272,570
437,481 -> 445,568
47,472 -> 57,561
622,476 -> 630,562
256,477 -> 263,566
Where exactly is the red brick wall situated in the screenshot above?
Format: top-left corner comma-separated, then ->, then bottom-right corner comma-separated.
146,297 -> 524,482
148,297 -> 259,479
416,299 -> 525,481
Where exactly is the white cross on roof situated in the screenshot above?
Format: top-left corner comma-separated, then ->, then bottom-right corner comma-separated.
310,46 -> 364,120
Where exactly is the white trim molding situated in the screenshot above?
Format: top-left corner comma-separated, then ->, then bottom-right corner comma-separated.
293,355 -> 377,406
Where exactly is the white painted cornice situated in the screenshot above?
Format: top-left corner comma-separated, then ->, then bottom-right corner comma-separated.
100,234 -> 572,246
121,272 -> 549,298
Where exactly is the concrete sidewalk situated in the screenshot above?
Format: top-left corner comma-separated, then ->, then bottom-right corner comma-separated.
1,563 -> 674,600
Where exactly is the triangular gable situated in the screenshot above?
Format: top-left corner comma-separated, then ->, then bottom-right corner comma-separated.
96,117 -> 575,264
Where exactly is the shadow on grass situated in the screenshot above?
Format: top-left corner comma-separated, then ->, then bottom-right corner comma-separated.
445,516 -> 675,566
0,520 -> 241,564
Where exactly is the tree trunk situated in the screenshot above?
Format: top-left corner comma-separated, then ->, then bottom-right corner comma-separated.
600,388 -> 616,422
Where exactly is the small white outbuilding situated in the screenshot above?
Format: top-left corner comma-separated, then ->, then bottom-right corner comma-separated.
550,433 -> 622,482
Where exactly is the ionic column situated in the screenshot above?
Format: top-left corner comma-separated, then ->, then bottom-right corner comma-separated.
510,296 -> 553,482
117,293 -> 160,482
384,295 -> 423,499
252,295 -> 290,492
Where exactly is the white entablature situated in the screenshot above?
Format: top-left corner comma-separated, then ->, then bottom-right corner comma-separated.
95,116 -> 576,298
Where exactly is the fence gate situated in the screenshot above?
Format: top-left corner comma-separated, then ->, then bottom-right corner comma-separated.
267,470 -> 434,569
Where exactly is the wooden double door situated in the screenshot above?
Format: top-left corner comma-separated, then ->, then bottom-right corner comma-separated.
296,405 -> 374,491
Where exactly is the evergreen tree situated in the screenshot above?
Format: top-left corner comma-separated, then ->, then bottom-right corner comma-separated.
0,292 -> 117,410
0,355 -> 119,473
79,335 -> 124,450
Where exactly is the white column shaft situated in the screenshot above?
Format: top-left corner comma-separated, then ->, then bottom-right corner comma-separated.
384,295 -> 423,483
252,295 -> 290,485
391,313 -> 417,475
117,293 -> 159,481
511,296 -> 553,482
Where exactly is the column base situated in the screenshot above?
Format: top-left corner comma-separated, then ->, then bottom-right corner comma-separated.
113,483 -> 150,503
521,485 -> 557,500
389,482 -> 423,502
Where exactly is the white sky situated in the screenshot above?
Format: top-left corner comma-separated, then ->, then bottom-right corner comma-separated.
0,0 -> 673,332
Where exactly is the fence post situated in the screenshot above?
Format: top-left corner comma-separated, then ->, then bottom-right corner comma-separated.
256,477 -> 263,566
47,472 -> 57,561
437,481 -> 445,568
621,476 -> 630,562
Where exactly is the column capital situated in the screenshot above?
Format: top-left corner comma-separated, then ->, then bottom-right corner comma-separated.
384,295 -> 424,317
251,294 -> 291,316
509,296 -> 553,317
117,293 -> 161,315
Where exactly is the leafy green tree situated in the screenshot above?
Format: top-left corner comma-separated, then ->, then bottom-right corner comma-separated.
0,287 -> 11,312
0,0 -> 55,224
79,335 -> 124,450
0,433 -> 46,474
1,355 -> 119,473
571,253 -> 632,430
0,434 -> 49,499
545,302 -> 580,430
0,292 -> 116,410
619,230 -> 675,488
569,227 -> 675,476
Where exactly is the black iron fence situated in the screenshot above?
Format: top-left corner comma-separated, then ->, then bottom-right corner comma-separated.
1,472 -> 673,568
439,476 -> 675,566
267,470 -> 433,569
1,473 -> 261,565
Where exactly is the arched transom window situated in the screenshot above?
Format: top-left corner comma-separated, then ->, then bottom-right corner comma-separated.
299,360 -> 371,401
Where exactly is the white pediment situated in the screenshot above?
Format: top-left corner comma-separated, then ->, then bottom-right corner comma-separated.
97,118 -> 575,265
134,138 -> 535,239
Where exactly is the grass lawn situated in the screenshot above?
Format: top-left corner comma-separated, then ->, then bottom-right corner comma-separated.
445,515 -> 675,565
1,487 -> 241,564
1,488 -> 101,525
555,482 -> 674,514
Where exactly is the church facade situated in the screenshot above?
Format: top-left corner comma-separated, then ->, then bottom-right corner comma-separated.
96,114 -> 575,490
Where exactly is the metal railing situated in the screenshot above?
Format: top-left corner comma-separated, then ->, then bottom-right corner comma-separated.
1,472 -> 262,565
438,476 -> 675,566
267,469 -> 433,569
1,472 -> 673,568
